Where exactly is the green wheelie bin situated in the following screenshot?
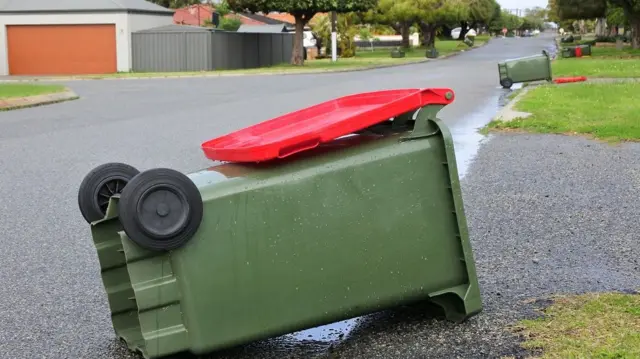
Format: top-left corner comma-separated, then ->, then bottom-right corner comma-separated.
562,44 -> 592,58
498,50 -> 553,89
77,88 -> 483,359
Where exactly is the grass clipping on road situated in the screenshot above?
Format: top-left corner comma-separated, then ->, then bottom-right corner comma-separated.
486,82 -> 640,142
513,292 -> 640,359
0,83 -> 66,99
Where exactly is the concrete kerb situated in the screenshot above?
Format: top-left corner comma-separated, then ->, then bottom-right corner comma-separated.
0,89 -> 79,111
492,85 -> 535,122
0,40 -> 491,83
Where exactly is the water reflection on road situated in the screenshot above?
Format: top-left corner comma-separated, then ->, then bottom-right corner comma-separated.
451,83 -> 523,179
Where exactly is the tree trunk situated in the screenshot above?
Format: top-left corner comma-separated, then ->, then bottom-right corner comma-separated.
400,22 -> 411,48
441,25 -> 452,39
419,22 -> 436,48
291,15 -> 308,66
631,15 -> 640,49
610,25 -> 618,37
428,26 -> 437,48
459,21 -> 469,40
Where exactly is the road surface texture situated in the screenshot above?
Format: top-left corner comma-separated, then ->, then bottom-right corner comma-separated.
0,33 -> 617,359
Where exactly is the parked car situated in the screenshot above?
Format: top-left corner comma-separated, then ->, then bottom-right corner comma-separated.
451,27 -> 461,40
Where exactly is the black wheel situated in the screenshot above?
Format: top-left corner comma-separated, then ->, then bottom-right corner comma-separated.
501,78 -> 513,89
78,162 -> 140,223
118,168 -> 203,252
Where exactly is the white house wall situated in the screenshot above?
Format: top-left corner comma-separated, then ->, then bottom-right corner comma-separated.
126,13 -> 174,68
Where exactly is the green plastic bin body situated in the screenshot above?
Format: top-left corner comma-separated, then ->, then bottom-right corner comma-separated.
88,105 -> 483,358
498,50 -> 552,88
562,44 -> 592,58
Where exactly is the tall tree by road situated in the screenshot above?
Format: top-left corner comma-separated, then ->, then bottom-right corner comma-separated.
459,0 -> 500,39
227,0 -> 377,65
555,0 -> 640,48
370,0 -> 417,48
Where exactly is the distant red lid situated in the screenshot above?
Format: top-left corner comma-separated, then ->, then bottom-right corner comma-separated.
201,88 -> 455,163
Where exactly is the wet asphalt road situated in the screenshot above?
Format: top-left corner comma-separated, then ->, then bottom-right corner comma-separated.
0,33 -> 595,359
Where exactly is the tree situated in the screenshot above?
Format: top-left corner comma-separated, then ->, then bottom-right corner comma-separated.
370,0 -> 417,48
488,10 -> 523,35
149,0 -> 200,8
609,0 -> 640,47
520,6 -> 547,31
555,0 -> 607,20
203,1 -> 243,31
459,0 -> 499,39
546,0 -> 560,23
227,0 -> 378,65
416,0 -> 469,47
606,5 -> 627,35
556,0 -> 640,48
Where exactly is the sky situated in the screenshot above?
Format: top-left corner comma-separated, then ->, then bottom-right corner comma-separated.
497,0 -> 548,10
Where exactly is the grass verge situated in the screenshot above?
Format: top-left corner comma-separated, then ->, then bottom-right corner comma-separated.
0,96 -> 79,111
20,39 -> 487,80
552,43 -> 640,78
512,292 -> 640,359
0,83 -> 67,99
486,82 -> 640,142
552,58 -> 640,78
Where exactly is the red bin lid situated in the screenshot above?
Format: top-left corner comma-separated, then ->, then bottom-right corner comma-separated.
201,88 -> 455,163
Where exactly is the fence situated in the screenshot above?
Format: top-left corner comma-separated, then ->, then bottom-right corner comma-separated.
131,30 -> 294,72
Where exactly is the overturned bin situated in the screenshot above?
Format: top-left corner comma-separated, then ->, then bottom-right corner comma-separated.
77,88 -> 483,359
498,50 -> 553,89
562,44 -> 592,58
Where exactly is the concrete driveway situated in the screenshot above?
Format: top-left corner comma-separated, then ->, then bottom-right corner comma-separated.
0,34 -> 555,359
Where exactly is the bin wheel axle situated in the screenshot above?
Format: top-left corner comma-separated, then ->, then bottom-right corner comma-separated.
78,162 -> 140,223
118,168 -> 203,252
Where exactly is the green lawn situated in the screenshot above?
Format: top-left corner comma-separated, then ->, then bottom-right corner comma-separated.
0,83 -> 66,99
486,82 -> 640,142
589,46 -> 640,58
552,43 -> 640,78
49,38 -> 488,79
513,292 -> 640,359
552,58 -> 640,78
356,38 -> 486,59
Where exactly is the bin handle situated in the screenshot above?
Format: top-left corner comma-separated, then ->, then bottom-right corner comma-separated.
277,137 -> 320,159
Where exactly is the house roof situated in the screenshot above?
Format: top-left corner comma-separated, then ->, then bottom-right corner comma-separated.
233,13 -> 269,26
0,0 -> 174,15
236,24 -> 287,33
239,13 -> 291,26
135,24 -> 214,33
173,4 -> 213,26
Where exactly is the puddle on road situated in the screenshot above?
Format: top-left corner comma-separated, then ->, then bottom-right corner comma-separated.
288,317 -> 360,342
451,83 -> 522,178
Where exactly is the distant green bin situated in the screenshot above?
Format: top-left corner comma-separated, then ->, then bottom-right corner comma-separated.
78,88 -> 483,359
498,50 -> 553,89
562,44 -> 592,58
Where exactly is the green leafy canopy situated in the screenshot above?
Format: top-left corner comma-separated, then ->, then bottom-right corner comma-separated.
227,0 -> 378,16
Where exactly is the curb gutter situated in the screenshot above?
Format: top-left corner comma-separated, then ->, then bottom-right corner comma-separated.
0,90 -> 79,111
492,86 -> 534,122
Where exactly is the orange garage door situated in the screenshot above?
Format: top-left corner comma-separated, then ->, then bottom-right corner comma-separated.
7,24 -> 117,75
